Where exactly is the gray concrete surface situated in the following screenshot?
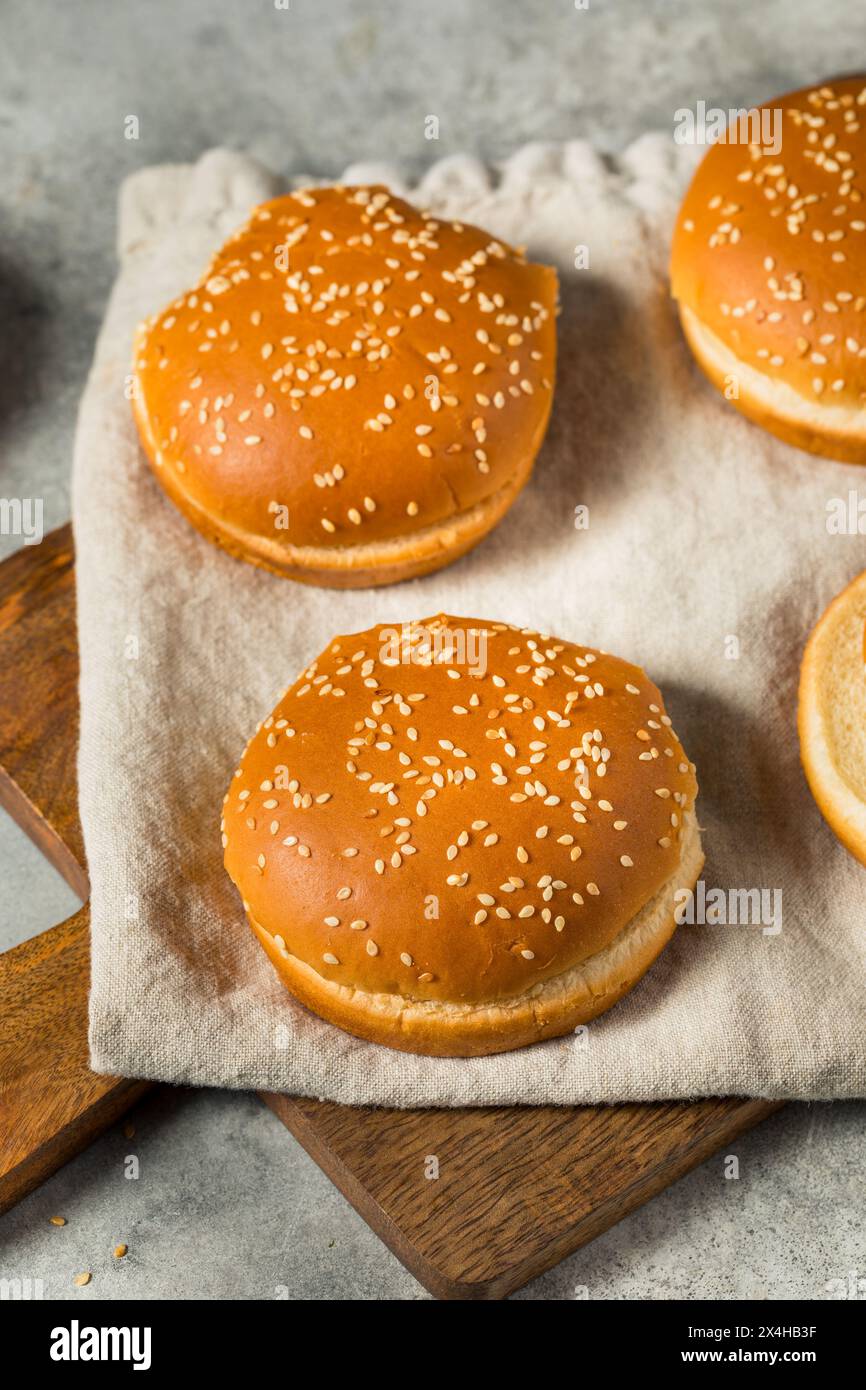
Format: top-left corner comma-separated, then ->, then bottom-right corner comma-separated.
1,0 -> 864,1300
0,1090 -> 861,1300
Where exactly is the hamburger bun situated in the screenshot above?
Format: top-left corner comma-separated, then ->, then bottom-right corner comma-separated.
132,186 -> 558,587
222,615 -> 702,1056
799,568 -> 866,865
671,77 -> 866,463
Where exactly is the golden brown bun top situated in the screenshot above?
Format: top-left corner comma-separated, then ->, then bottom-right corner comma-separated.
133,186 -> 558,549
671,77 -> 866,411
223,616 -> 698,1005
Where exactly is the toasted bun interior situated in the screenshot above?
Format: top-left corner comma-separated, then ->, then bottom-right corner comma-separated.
799,568 -> 866,865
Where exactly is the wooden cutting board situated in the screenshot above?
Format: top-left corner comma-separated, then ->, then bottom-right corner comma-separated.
0,525 -> 782,1298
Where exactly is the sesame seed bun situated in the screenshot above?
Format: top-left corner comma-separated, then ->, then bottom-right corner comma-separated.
671,77 -> 866,463
799,568 -> 866,866
222,616 -> 702,1056
132,186 -> 558,587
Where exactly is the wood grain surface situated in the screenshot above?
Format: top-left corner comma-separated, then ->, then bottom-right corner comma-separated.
0,525 -> 87,898
264,1091 -> 783,1299
0,525 -> 150,1213
0,525 -> 782,1295
0,905 -> 149,1213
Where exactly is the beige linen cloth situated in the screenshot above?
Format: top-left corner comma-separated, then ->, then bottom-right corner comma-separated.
76,142 -> 866,1104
